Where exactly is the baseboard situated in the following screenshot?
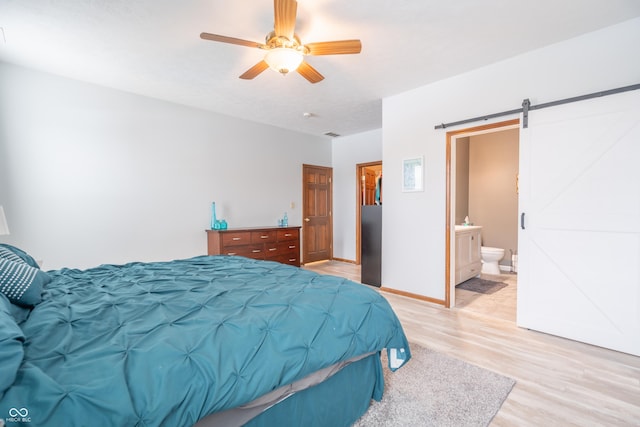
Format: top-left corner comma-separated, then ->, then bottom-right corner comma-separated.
302,257 -> 357,266
380,287 -> 446,306
332,257 -> 357,264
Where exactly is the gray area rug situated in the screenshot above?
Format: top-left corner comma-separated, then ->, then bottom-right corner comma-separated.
456,277 -> 507,294
353,344 -> 515,427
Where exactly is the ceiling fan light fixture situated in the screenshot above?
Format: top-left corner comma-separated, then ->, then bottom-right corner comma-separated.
264,47 -> 303,75
200,0 -> 362,83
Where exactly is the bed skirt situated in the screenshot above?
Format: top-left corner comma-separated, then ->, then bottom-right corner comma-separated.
194,352 -> 382,427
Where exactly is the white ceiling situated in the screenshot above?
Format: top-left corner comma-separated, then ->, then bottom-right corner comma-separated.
1,0 -> 639,137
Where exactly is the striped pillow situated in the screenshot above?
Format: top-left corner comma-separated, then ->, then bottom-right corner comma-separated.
0,258 -> 50,307
0,247 -> 23,264
0,244 -> 41,269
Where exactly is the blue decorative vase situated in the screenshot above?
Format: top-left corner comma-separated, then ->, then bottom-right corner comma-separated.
210,202 -> 217,229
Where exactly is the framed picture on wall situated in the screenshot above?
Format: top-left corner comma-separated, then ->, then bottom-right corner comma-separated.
402,156 -> 424,192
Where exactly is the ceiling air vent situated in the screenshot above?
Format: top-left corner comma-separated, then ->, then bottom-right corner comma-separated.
324,132 -> 341,138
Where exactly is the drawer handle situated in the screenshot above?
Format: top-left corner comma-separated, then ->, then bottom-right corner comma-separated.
289,258 -> 296,262
227,252 -> 237,256
260,235 -> 268,239
268,248 -> 277,252
252,249 -> 261,253
288,245 -> 296,249
232,237 -> 242,241
284,233 -> 292,237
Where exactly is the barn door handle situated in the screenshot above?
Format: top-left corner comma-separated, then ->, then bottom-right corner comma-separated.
520,212 -> 526,230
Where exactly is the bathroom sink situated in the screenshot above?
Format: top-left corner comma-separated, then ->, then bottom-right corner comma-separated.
455,225 -> 482,231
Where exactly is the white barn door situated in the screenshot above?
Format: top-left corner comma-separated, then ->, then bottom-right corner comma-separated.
517,90 -> 640,356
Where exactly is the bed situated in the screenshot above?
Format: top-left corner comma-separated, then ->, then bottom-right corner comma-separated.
0,244 -> 410,426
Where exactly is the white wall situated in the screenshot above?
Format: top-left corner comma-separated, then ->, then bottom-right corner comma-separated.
382,17 -> 640,299
0,62 -> 331,269
468,129 -> 519,266
331,129 -> 382,261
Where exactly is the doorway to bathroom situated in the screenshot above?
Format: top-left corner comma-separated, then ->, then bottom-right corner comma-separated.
445,119 -> 520,322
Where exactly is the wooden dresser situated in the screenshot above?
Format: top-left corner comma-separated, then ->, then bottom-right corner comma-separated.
206,226 -> 301,267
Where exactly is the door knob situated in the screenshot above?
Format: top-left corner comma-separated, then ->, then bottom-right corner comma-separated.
304,218 -> 310,222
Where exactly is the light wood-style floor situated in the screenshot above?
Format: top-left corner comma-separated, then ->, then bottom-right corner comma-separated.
455,272 -> 518,323
304,260 -> 640,426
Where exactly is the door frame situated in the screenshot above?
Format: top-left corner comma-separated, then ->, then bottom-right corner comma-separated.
355,161 -> 382,265
302,164 -> 334,264
444,119 -> 520,308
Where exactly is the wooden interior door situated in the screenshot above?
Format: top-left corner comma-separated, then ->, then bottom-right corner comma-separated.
518,90 -> 640,356
302,164 -> 333,263
363,168 -> 376,205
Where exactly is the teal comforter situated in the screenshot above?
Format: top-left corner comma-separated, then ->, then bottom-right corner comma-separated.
0,256 -> 410,426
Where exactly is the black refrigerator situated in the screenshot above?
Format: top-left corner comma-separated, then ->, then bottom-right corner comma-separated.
361,205 -> 382,287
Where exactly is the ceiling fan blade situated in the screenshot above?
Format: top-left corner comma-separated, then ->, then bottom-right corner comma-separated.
239,61 -> 270,80
200,32 -> 264,49
305,40 -> 362,56
297,61 -> 324,84
274,0 -> 297,40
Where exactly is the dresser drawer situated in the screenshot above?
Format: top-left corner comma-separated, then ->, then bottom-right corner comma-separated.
223,244 -> 265,258
277,229 -> 299,242
270,253 -> 300,266
221,231 -> 251,247
277,241 -> 298,254
264,244 -> 280,257
251,230 -> 277,244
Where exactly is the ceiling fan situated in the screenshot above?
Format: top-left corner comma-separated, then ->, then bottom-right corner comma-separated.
200,0 -> 362,83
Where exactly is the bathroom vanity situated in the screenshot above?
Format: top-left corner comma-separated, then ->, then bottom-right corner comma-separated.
455,225 -> 482,285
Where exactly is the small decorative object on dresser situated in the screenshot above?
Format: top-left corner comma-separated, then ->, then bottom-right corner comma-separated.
206,226 -> 301,267
210,202 -> 228,230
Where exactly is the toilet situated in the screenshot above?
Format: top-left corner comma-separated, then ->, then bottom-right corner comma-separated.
480,246 -> 505,275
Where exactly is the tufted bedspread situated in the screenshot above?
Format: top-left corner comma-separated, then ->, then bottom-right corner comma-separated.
0,255 -> 410,426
